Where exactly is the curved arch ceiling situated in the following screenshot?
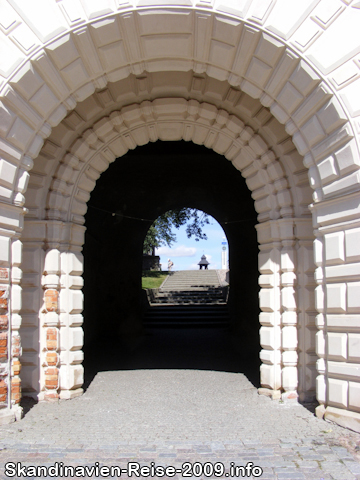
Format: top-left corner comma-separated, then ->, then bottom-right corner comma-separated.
26,72 -> 311,226
0,2 -> 357,219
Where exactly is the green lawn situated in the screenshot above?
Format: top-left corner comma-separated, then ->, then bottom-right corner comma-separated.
142,271 -> 168,289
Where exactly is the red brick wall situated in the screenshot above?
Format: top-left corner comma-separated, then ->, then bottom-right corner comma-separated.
0,269 -> 9,408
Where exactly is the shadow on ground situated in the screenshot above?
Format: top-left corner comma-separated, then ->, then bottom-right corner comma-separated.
83,326 -> 261,392
20,396 -> 37,416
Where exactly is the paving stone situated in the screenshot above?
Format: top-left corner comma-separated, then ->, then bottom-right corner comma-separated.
344,461 -> 360,474
0,370 -> 358,479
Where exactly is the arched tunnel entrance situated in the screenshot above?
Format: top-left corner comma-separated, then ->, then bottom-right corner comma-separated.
82,140 -> 260,387
1,1 -> 358,426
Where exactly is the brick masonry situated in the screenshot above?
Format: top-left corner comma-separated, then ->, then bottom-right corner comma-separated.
43,287 -> 60,401
0,272 -> 8,411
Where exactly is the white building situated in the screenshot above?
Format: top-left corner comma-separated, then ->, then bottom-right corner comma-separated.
0,0 -> 359,432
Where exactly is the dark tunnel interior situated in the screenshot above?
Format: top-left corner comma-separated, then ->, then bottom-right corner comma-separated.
82,141 -> 261,387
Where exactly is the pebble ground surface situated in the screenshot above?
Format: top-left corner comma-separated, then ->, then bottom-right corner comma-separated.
0,328 -> 360,480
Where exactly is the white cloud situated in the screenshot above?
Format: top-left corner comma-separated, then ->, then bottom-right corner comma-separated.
156,245 -> 197,257
206,228 -> 228,241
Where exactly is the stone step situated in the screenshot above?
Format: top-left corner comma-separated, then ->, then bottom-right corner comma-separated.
145,313 -> 229,319
160,285 -> 222,290
150,305 -> 224,309
166,276 -> 218,279
155,299 -> 224,302
166,273 -> 218,276
144,314 -> 230,327
146,305 -> 228,314
158,288 -> 222,295
153,297 -> 225,304
161,280 -> 219,283
143,320 -> 229,328
145,270 -> 228,327
151,300 -> 226,305
153,296 -> 224,302
160,285 -> 221,287
156,291 -> 223,297
143,303 -> 230,328
164,277 -> 219,281
161,270 -> 221,291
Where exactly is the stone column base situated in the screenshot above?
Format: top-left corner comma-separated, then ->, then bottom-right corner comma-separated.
281,390 -> 298,403
317,405 -> 360,434
258,388 -> 300,403
60,388 -> 83,400
258,388 -> 281,400
0,408 -> 15,425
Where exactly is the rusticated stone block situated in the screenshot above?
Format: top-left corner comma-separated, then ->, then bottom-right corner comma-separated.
11,377 -> 21,404
348,281 -> 360,313
44,289 -> 59,312
328,378 -> 348,409
326,283 -> 346,313
46,351 -> 58,366
260,363 -> 282,390
282,365 -> 298,392
327,332 -> 347,361
324,406 -> 360,434
60,289 -> 83,314
345,227 -> 360,262
325,231 -> 345,265
0,315 -> 8,330
46,328 -> 58,350
11,335 -> 21,357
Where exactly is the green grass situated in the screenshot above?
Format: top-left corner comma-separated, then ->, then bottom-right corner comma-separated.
142,271 -> 168,289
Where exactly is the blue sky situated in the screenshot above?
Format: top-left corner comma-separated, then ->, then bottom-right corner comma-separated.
155,213 -> 228,271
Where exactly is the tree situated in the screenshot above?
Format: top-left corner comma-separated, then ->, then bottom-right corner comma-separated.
143,208 -> 210,255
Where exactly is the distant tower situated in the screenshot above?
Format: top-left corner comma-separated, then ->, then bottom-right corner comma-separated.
221,237 -> 227,269
198,254 -> 210,270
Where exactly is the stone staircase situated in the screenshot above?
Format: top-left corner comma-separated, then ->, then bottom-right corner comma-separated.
143,270 -> 230,328
161,269 -> 221,290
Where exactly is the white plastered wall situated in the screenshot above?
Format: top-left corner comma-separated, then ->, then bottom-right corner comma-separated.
0,0 -> 359,431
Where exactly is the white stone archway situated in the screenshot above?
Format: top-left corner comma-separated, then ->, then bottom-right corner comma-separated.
0,0 -> 359,431
22,98 -> 313,401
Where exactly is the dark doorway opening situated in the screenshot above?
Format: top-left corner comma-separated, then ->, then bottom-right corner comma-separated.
83,141 -> 260,388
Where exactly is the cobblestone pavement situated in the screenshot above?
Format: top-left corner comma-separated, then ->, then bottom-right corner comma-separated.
0,370 -> 359,480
